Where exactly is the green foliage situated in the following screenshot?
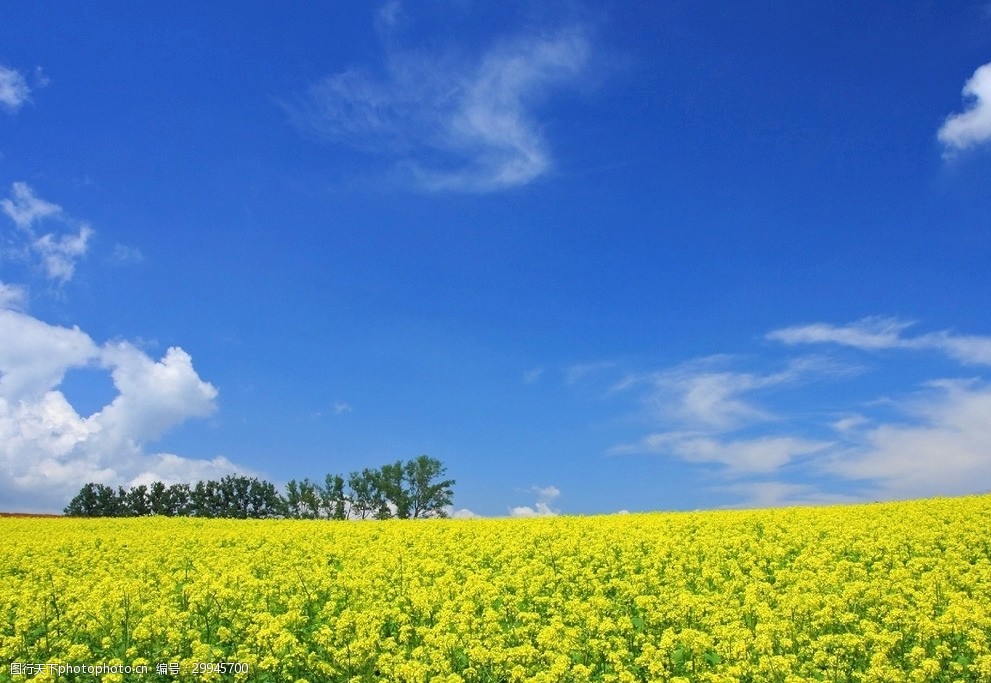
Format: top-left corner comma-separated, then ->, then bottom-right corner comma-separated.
404,454 -> 455,518
65,475 -> 284,519
63,456 -> 456,520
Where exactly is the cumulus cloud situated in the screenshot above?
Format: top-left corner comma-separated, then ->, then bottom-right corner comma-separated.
0,309 -> 98,403
97,343 -> 218,446
0,309 -> 238,513
1,182 -> 93,284
0,66 -> 31,113
768,317 -> 991,366
938,62 -> 991,153
510,484 -> 561,517
447,506 -> 481,519
291,5 -> 589,192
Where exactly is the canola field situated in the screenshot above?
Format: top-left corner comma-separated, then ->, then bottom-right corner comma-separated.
2,496 -> 991,683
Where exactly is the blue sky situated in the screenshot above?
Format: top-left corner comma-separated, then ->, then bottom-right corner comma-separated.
1,1 -> 990,515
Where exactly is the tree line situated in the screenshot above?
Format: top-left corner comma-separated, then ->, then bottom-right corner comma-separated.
63,455 -> 455,520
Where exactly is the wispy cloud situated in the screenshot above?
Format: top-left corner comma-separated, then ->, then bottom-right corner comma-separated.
648,364 -> 775,430
768,316 -> 912,350
768,317 -> 991,366
290,4 -> 590,192
110,243 -> 144,265
617,355 -> 848,432
825,379 -> 991,498
1,182 -> 93,284
0,66 -> 31,113
522,366 -> 545,384
712,481 -> 860,509
564,360 -> 617,386
600,318 -> 991,507
938,62 -> 991,154
611,432 -> 832,475
33,228 -> 94,283
0,282 -> 27,310
1,181 -> 62,229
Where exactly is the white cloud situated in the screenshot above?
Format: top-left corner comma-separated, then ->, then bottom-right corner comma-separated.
0,66 -> 31,113
768,316 -> 913,350
0,282 -> 27,310
0,309 -> 237,513
125,454 -> 242,490
938,62 -> 991,153
661,370 -> 772,429
533,484 -> 560,500
601,318 -> 991,506
825,379 -> 991,498
0,309 -> 99,404
333,401 -> 353,414
374,0 -> 403,35
110,243 -> 144,265
611,431 -> 832,474
448,506 -> 480,519
768,317 -> 991,366
1,181 -> 62,229
714,481 -> 859,509
32,224 -> 94,283
97,343 -> 218,446
523,366 -> 544,384
1,182 -> 93,284
924,332 -> 991,366
564,360 -> 617,385
509,504 -> 553,517
510,484 -> 561,517
292,9 -> 589,192
619,355 -> 842,432
831,414 -> 869,432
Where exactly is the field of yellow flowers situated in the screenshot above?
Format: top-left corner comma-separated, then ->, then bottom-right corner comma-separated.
2,495 -> 991,683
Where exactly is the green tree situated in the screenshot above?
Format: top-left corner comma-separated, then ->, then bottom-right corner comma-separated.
404,455 -> 455,518
64,483 -> 104,516
347,468 -> 381,520
167,483 -> 191,515
284,479 -> 302,518
285,478 -> 321,518
148,481 -> 170,516
299,478 -> 321,519
377,460 -> 408,519
247,478 -> 282,518
126,484 -> 151,516
218,475 -> 252,518
190,480 -> 221,517
321,474 -> 348,520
